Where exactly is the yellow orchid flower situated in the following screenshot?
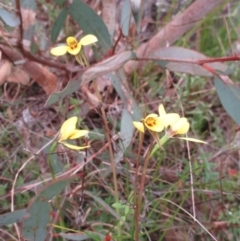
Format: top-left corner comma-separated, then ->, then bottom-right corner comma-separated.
58,116 -> 90,150
169,117 -> 190,136
150,116 -> 206,156
133,114 -> 164,133
133,104 -> 179,133
50,35 -> 98,56
167,117 -> 207,144
158,104 -> 180,128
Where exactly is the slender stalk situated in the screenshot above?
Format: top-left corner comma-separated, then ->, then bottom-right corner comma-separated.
186,138 -> 196,220
80,51 -> 89,67
92,79 -> 120,236
134,132 -> 143,240
48,142 -> 58,180
138,142 -> 154,210
48,142 -> 67,237
134,141 -> 155,240
75,54 -> 84,66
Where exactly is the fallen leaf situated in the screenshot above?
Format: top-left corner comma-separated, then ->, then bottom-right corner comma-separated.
23,61 -> 57,94
7,66 -> 30,85
0,60 -> 11,85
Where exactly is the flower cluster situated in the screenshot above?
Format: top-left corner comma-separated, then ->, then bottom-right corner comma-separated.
133,104 -> 187,135
133,104 -> 205,144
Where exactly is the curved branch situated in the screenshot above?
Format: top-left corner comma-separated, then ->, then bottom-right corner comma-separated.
124,0 -> 226,75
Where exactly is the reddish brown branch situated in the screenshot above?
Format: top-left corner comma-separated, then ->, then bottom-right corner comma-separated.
135,55 -> 240,65
14,0 -> 69,71
124,0 -> 226,75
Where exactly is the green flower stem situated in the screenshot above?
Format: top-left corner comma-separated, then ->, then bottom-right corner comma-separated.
48,141 -> 65,233
137,141 -> 154,231
75,54 -> 84,66
80,51 -> 90,67
75,52 -> 89,67
48,142 -> 58,180
135,134 -> 170,239
150,134 -> 170,158
134,131 -> 144,241
92,79 -> 121,237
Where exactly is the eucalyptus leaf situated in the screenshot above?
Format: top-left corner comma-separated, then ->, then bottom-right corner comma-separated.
120,109 -> 134,150
214,76 -> 240,125
0,9 -> 20,27
0,209 -> 28,226
51,9 -> 68,42
82,51 -> 136,86
121,0 -> 131,36
45,51 -> 136,107
68,0 -> 111,52
45,78 -> 81,106
153,47 -> 228,76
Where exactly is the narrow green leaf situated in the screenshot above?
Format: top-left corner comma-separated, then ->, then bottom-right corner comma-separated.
214,76 -> 240,125
86,232 -> 103,241
112,203 -> 127,209
121,0 -> 131,36
45,78 -> 81,106
68,0 -> 111,52
84,190 -> 123,221
51,9 -> 68,42
22,177 -> 75,241
0,209 -> 28,226
131,0 -> 141,33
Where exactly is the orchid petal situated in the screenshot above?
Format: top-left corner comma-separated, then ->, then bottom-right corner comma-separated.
66,36 -> 78,46
144,114 -> 164,132
133,121 -> 144,133
80,34 -> 98,46
68,129 -> 89,139
60,141 -> 90,150
176,137 -> 207,144
171,117 -> 189,135
59,116 -> 78,142
161,113 -> 180,128
158,104 -> 166,116
67,43 -> 81,55
50,45 -> 68,56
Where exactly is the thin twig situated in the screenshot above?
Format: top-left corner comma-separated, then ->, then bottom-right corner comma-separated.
14,0 -> 70,71
136,55 -> 240,65
174,79 -> 196,221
